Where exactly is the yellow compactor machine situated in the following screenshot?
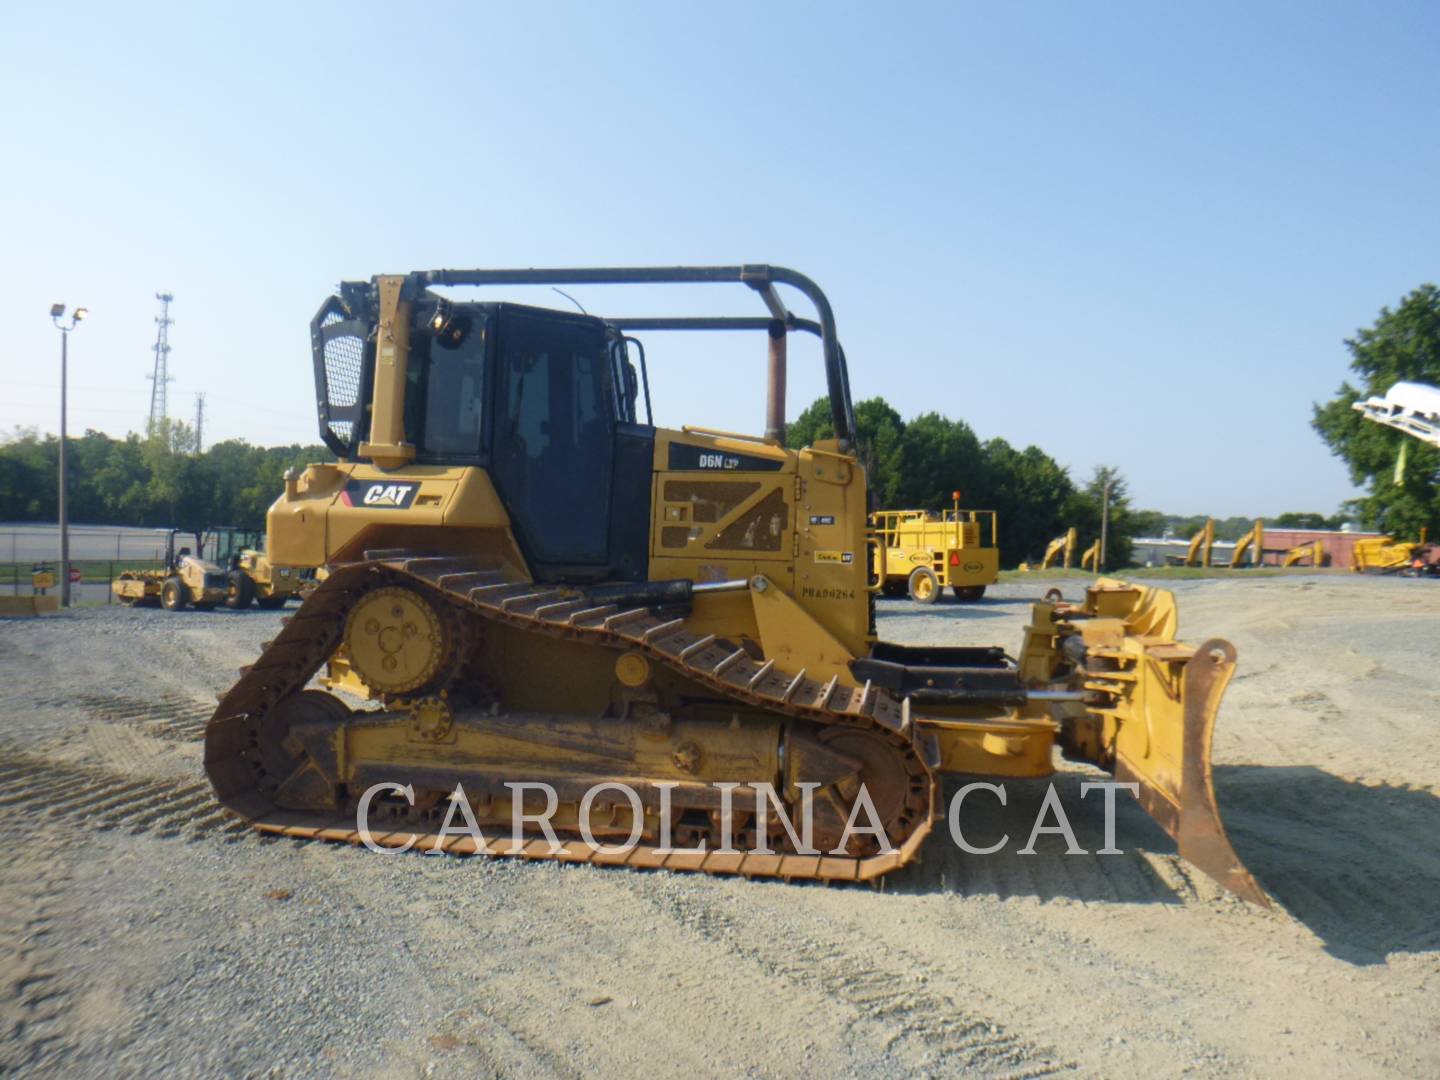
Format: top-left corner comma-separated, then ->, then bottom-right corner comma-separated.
204,265 -> 1265,902
113,530 -> 228,610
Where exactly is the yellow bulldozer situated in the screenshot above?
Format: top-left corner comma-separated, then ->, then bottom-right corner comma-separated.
113,529 -> 228,610
204,265 -> 1265,903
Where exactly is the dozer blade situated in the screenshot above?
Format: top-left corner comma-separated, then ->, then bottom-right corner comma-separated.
1107,638 -> 1270,906
1050,581 -> 1268,905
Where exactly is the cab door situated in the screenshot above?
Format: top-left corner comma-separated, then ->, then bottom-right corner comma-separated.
490,308 -> 614,575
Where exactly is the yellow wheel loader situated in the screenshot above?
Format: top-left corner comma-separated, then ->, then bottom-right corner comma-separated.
112,530 -> 228,611
204,266 -> 1266,902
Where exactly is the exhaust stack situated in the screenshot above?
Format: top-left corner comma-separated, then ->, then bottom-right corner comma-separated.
765,318 -> 786,445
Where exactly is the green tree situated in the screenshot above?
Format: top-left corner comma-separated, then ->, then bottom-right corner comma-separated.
852,398 -> 907,507
784,397 -> 833,451
1312,284 -> 1440,537
143,419 -> 207,542
982,439 -> 1075,565
1273,511 -> 1340,530
1166,514 -> 1210,540
789,395 -> 1085,565
895,412 -> 987,509
786,395 -> 907,507
1211,516 -> 1255,542
0,423 -> 332,536
91,434 -> 153,523
0,429 -> 54,520
1129,509 -> 1168,538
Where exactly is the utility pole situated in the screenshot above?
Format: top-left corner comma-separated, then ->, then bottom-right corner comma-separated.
194,392 -> 206,453
1098,476 -> 1114,573
50,303 -> 88,607
147,292 -> 175,438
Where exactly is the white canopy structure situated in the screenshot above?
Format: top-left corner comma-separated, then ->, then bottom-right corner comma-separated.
1353,381 -> 1440,448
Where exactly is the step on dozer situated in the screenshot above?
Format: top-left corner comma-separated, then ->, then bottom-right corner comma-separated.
204,266 -> 1266,902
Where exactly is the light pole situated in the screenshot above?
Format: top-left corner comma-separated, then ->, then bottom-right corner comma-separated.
50,303 -> 87,607
1098,476 -> 1114,573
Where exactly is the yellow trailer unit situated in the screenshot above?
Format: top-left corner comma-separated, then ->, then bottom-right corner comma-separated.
869,494 -> 999,602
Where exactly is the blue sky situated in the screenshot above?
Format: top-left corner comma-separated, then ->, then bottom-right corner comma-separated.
2,2 -> 1436,516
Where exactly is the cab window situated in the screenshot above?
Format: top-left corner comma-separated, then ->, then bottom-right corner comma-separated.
409,317 -> 487,460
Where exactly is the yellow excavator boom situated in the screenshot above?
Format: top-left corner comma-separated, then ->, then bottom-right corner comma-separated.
1040,526 -> 1077,570
1184,518 -> 1215,567
1230,519 -> 1264,569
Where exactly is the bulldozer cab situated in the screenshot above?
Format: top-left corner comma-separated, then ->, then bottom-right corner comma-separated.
152,528 -> 228,605
311,268 -> 854,584
165,533 -> 214,575
484,308 -> 634,567
317,296 -> 651,579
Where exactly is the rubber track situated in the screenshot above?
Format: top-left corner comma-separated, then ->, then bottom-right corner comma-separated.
206,554 -> 940,882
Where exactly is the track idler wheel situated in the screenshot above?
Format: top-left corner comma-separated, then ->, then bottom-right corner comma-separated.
253,690 -> 351,810
786,726 -> 927,856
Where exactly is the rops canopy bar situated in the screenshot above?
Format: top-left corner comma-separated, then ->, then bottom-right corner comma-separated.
409,265 -> 855,448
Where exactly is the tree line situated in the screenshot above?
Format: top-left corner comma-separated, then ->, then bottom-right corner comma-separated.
785,396 -> 1381,567
0,419 -> 331,542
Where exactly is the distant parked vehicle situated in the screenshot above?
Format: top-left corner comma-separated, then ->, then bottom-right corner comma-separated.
112,530 -> 227,610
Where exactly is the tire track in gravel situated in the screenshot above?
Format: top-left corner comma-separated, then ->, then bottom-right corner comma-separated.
26,689 -> 214,742
0,750 -> 245,842
603,871 -> 1076,1078
893,774 -> 1217,909
0,849 -> 75,1073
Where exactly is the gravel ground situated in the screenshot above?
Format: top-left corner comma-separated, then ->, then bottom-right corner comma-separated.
0,575 -> 1437,1077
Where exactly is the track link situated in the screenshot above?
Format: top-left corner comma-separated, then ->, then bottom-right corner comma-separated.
206,554 -> 939,882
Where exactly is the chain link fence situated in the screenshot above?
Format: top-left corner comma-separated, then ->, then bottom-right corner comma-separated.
1,525 -> 182,604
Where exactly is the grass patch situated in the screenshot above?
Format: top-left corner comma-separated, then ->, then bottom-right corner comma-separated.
998,568 -> 1092,582
1000,565 -> 1335,582
0,559 -> 164,579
